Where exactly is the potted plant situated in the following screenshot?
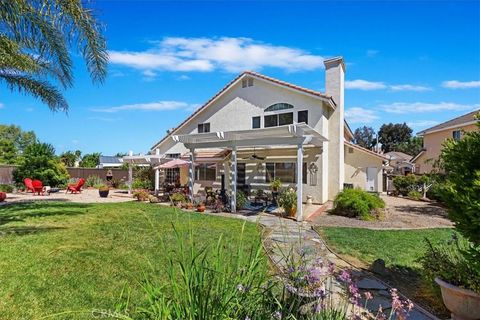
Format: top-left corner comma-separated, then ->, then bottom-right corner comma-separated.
98,185 -> 109,198
0,192 -> 6,202
278,188 -> 297,218
270,178 -> 282,192
196,201 -> 206,213
236,191 -> 247,210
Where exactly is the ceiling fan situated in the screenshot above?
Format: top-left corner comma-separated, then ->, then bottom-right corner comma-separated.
241,147 -> 265,160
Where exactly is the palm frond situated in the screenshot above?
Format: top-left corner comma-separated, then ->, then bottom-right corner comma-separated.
0,72 -> 68,112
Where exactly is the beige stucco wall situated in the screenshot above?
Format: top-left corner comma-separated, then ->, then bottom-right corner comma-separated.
415,123 -> 478,173
344,145 -> 383,192
156,77 -> 330,156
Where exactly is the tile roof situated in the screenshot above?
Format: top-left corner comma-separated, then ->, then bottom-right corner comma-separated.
151,71 -> 336,150
417,109 -> 479,135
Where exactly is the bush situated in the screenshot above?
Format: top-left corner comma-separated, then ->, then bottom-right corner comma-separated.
170,192 -> 186,204
0,184 -> 14,193
133,167 -> 154,190
132,178 -> 151,190
133,190 -> 150,201
393,174 -> 418,196
12,142 -> 69,187
236,190 -> 247,210
420,234 -> 480,293
438,119 -> 480,246
148,195 -> 159,203
407,190 -> 422,201
85,175 -> 103,187
332,188 -> 385,220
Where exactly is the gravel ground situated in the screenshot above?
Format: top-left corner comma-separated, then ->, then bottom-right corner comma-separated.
311,195 -> 453,229
0,189 -> 134,205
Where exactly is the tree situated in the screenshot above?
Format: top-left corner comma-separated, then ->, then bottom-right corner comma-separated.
0,140 -> 18,164
12,142 -> 69,187
0,124 -> 37,153
0,0 -> 108,111
60,150 -> 81,167
353,126 -> 376,149
79,152 -> 100,168
378,123 -> 412,153
395,136 -> 424,157
439,116 -> 480,246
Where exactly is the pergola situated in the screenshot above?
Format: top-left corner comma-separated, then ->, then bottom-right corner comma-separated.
172,123 -> 327,221
122,150 -> 168,194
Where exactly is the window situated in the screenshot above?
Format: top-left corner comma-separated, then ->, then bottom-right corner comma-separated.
165,168 -> 180,183
265,162 -> 296,183
198,123 -> 210,133
452,130 -> 461,141
242,78 -> 254,88
298,110 -> 308,124
264,112 -> 293,128
252,116 -> 261,129
195,163 -> 216,181
265,103 -> 294,112
166,153 -> 180,159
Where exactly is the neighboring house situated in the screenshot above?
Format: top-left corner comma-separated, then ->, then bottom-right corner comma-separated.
144,57 -> 385,220
384,151 -> 414,175
413,109 -> 479,174
97,156 -> 123,168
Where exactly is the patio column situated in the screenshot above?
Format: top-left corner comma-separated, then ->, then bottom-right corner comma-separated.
189,148 -> 195,203
296,143 -> 303,221
128,150 -> 133,195
154,148 -> 160,195
230,145 -> 237,213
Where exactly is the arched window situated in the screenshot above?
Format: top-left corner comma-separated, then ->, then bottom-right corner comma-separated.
264,103 -> 294,112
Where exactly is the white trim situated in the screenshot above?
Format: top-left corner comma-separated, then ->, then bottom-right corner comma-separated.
417,120 -> 478,136
410,150 -> 425,163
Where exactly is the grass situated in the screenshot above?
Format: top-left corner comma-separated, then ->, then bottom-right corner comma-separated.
0,201 -> 262,319
316,226 -> 455,317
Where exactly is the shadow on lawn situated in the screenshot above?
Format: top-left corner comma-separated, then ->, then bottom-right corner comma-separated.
0,225 -> 66,236
0,202 -> 92,227
373,263 -> 449,318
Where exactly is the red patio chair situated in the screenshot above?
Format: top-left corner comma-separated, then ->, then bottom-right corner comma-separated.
66,178 -> 85,194
24,178 -> 35,193
32,179 -> 45,195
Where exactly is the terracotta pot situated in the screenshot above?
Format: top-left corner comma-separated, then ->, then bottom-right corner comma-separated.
435,278 -> 480,320
288,207 -> 296,217
197,204 -> 205,213
0,192 -> 6,202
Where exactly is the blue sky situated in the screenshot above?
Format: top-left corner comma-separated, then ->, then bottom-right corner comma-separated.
1,1 -> 479,155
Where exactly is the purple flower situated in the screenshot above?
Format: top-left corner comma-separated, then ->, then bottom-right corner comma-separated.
364,291 -> 373,300
338,270 -> 351,283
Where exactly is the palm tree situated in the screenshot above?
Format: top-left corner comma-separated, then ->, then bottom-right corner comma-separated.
0,0 -> 108,111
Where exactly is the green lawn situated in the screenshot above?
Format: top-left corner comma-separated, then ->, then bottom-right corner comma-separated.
0,201 -> 262,319
316,226 -> 455,317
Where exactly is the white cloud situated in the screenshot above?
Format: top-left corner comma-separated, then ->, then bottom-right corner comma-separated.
177,75 -> 191,81
0,102 -> 4,109
389,84 -> 431,92
366,49 -> 378,57
91,100 -> 199,113
382,102 -> 479,114
345,80 -> 387,90
346,80 -> 431,91
88,116 -> 120,122
407,120 -> 439,128
442,80 -> 480,89
345,107 -> 379,124
109,37 -> 325,74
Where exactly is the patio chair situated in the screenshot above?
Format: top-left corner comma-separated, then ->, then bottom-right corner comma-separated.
66,178 -> 85,194
23,178 -> 35,193
32,179 -> 45,195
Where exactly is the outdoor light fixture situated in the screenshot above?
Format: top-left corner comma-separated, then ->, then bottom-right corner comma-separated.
309,163 -> 318,186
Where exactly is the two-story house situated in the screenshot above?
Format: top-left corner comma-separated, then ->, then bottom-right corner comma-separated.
412,109 -> 479,174
143,57 -> 385,220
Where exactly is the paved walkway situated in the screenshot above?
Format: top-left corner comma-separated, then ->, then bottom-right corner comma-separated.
206,211 -> 439,319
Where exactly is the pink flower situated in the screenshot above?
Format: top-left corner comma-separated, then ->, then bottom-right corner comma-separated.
364,291 -> 373,300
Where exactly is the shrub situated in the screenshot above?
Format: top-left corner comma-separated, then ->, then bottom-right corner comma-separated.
236,190 -> 247,210
133,190 -> 149,201
148,195 -> 159,203
420,234 -> 480,293
133,167 -> 154,190
407,190 -> 422,201
332,188 -> 385,220
0,184 -> 14,193
393,174 -> 419,196
438,119 -> 480,246
170,192 -> 186,204
12,142 -> 69,187
85,175 -> 103,187
131,178 -> 151,190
